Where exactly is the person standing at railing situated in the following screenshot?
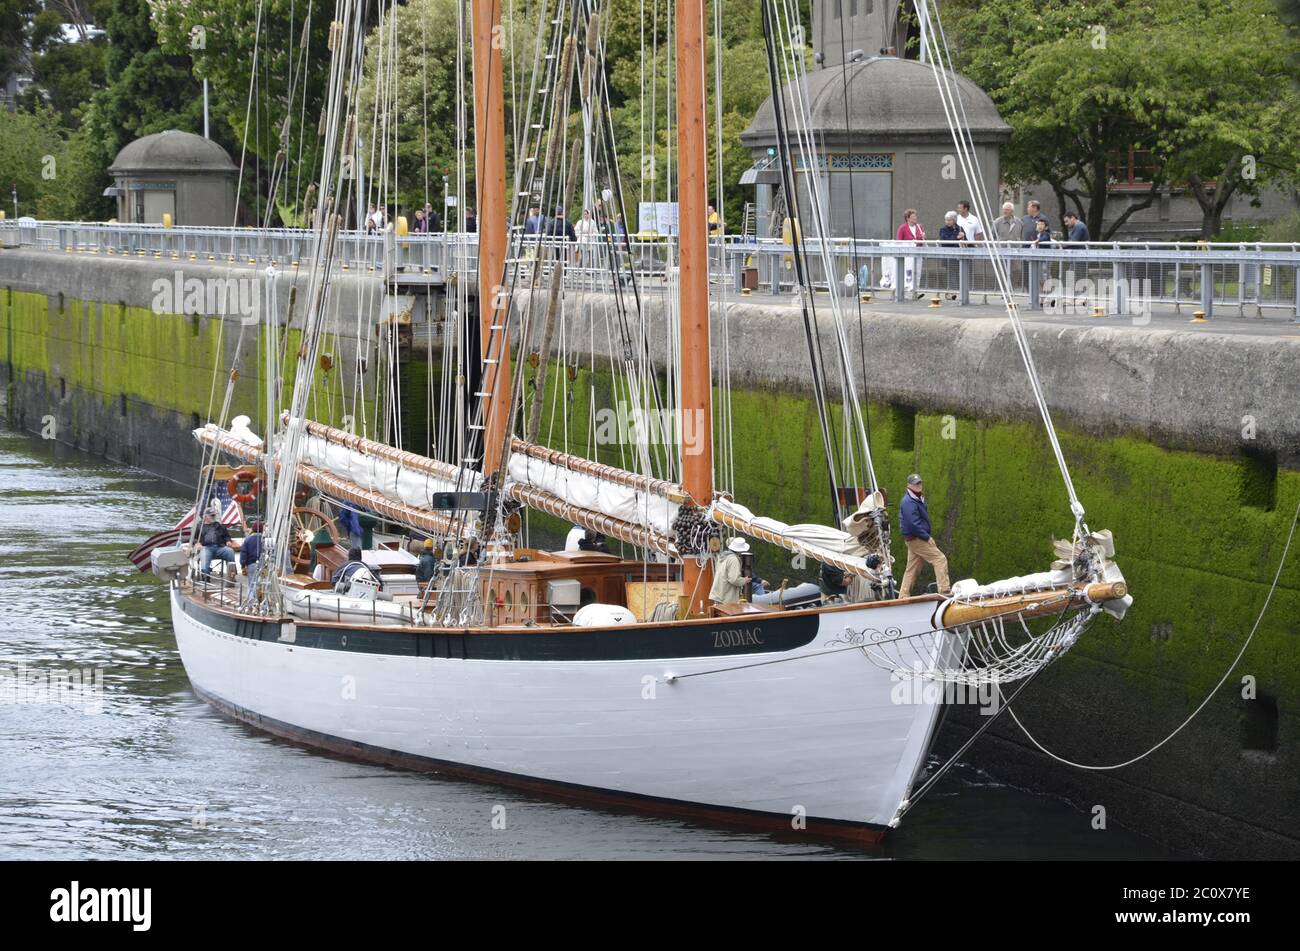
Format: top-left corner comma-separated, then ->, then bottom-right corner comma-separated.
413,209 -> 427,233
893,209 -> 925,294
423,202 -> 441,233
939,211 -> 962,294
1062,211 -> 1090,247
991,202 -> 1021,242
464,208 -> 477,232
956,200 -> 985,242
1020,199 -> 1049,241
896,208 -> 925,244
574,208 -> 599,268
707,204 -> 724,236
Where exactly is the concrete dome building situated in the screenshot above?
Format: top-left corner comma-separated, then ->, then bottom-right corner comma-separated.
108,130 -> 238,226
740,3 -> 1010,239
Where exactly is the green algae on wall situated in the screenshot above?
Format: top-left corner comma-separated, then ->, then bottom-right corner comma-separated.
5,289 -> 226,421
521,359 -> 1299,717
2,288 -> 369,436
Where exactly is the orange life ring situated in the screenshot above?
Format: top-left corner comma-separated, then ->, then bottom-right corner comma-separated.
227,469 -> 261,504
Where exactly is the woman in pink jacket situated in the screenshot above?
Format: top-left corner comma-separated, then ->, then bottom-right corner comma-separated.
896,208 -> 925,243
890,208 -> 924,293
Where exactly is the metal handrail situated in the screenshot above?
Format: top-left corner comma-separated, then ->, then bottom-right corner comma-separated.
3,219 -> 1298,319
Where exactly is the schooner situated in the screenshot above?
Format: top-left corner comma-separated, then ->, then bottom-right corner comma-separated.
158,0 -> 1131,843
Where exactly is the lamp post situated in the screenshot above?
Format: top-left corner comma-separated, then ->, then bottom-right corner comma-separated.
442,175 -> 450,234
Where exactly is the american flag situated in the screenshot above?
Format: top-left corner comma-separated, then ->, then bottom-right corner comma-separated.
127,500 -> 243,572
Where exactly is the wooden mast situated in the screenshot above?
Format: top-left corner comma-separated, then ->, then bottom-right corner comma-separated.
677,0 -> 714,612
473,0 -> 510,476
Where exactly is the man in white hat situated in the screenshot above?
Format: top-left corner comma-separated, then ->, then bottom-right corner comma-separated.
898,473 -> 950,598
709,537 -> 752,605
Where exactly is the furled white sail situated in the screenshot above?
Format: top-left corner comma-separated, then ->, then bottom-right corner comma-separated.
505,452 -> 680,537
299,432 -> 481,508
710,498 -> 882,579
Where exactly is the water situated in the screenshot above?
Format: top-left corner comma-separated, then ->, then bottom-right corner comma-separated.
0,425 -> 1176,859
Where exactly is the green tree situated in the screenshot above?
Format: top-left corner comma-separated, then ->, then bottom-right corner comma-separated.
1162,0 -> 1300,238
355,0 -> 467,218
84,0 -> 207,164
0,103 -> 99,218
151,0 -> 337,225
945,0 -> 1300,239
0,0 -> 38,93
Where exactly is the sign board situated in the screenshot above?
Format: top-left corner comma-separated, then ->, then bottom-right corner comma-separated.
637,201 -> 679,235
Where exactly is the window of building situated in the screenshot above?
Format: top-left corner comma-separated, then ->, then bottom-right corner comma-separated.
1107,147 -> 1159,190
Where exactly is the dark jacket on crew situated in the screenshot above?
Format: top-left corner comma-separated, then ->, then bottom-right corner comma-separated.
1021,213 -> 1048,241
548,216 -> 577,241
819,561 -> 850,597
199,522 -> 231,549
1065,220 -> 1090,245
332,559 -> 373,587
239,532 -> 262,568
416,551 -> 437,583
899,490 -> 932,541
939,224 -> 962,246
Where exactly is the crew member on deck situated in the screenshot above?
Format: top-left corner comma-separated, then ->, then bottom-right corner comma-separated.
898,474 -> 951,598
198,511 -> 236,579
578,529 -> 611,553
416,538 -> 437,583
709,537 -> 751,605
332,546 -> 376,592
239,519 -> 264,573
338,505 -> 363,549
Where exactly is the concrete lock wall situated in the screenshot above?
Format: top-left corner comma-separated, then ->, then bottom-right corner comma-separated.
3,249 -> 1299,858
0,249 -> 390,483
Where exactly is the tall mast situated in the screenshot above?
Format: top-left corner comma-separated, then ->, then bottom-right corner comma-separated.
473,0 -> 510,475
676,0 -> 714,612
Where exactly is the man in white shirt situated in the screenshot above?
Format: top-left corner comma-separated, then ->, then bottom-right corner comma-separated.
955,200 -> 984,243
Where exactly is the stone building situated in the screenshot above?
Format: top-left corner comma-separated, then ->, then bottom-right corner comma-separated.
107,130 -> 238,227
741,1 -> 1009,240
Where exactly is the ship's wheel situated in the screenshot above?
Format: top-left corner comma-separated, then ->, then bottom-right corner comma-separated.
289,506 -> 340,572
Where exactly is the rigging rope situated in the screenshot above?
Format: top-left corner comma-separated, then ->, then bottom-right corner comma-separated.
1010,488 -> 1300,770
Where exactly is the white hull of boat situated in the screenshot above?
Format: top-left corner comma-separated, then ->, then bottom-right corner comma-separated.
170,585 -> 958,839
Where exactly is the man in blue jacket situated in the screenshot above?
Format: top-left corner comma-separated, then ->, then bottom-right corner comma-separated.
898,473 -> 951,598
1062,211 -> 1090,247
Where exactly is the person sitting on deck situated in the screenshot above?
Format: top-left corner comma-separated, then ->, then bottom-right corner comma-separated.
415,538 -> 437,583
578,529 -> 611,553
198,511 -> 236,579
332,546 -> 379,592
709,537 -> 751,605
819,561 -> 850,601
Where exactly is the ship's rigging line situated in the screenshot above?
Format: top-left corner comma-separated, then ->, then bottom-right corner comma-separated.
772,0 -> 878,502
1013,487 -> 1300,771
913,0 -> 1088,542
760,0 -> 847,527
